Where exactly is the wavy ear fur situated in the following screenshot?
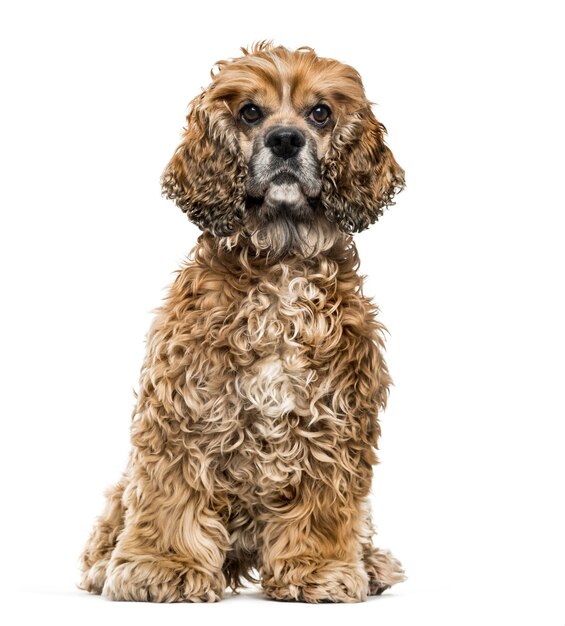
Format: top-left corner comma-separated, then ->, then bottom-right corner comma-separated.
161,92 -> 247,236
321,107 -> 405,233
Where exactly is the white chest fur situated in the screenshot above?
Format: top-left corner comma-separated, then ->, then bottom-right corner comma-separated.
234,272 -> 320,422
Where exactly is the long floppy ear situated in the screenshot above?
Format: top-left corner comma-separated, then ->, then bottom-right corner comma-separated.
321,106 -> 405,233
161,91 -> 247,236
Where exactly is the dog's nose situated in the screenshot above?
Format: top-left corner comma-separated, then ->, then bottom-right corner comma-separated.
265,126 -> 306,159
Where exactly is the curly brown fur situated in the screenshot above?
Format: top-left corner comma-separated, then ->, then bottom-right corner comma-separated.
81,43 -> 405,603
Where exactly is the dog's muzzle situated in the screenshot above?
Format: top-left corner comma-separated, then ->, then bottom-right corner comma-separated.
246,126 -> 322,220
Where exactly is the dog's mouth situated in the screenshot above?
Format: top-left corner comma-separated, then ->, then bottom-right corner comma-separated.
269,171 -> 302,186
246,169 -> 321,221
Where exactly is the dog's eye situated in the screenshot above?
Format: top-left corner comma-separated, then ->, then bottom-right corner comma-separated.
309,105 -> 331,126
240,104 -> 263,125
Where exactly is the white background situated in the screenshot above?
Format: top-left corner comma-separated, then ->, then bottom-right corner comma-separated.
1,0 -> 564,624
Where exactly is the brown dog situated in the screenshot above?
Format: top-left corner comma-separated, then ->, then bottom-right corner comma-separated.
80,42 -> 405,603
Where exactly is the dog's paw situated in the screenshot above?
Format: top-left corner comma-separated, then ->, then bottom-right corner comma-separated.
102,558 -> 224,602
80,558 -> 110,595
262,559 -> 369,603
363,546 -> 406,595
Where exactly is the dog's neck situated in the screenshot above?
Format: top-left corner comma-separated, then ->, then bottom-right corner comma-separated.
193,229 -> 360,279
212,213 -> 351,263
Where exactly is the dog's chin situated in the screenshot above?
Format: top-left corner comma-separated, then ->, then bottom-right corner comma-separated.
249,175 -> 317,223
239,181 -> 341,260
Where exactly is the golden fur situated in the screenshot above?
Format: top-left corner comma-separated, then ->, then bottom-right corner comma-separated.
80,43 -> 405,603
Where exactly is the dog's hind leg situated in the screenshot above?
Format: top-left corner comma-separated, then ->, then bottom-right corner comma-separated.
359,505 -> 405,595
80,473 -> 127,594
363,544 -> 405,595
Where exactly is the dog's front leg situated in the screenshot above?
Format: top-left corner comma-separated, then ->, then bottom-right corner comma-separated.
101,414 -> 230,602
259,476 -> 370,603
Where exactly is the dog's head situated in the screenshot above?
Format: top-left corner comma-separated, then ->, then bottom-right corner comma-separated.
162,43 -> 404,257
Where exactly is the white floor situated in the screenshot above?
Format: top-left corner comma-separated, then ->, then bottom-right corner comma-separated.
7,579 -> 563,626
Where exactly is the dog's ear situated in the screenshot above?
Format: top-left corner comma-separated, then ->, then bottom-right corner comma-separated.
161,92 -> 246,236
321,106 -> 405,233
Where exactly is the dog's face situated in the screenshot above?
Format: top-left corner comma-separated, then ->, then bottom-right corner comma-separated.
162,44 -> 404,257
239,98 -> 326,227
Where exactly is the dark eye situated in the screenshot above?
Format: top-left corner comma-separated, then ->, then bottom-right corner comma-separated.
240,104 -> 263,125
309,104 -> 331,126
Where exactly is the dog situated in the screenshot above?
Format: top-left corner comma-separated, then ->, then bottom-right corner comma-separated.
80,42 -> 405,603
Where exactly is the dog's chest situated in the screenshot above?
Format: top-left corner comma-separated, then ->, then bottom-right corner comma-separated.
221,266 -> 341,499
234,271 -> 324,422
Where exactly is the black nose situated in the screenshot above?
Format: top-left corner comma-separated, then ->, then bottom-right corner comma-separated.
264,126 -> 306,159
